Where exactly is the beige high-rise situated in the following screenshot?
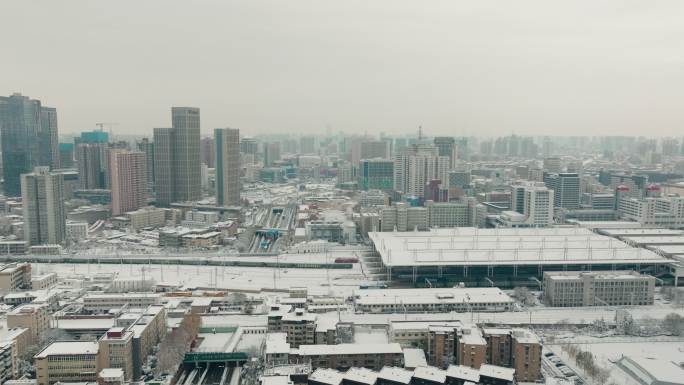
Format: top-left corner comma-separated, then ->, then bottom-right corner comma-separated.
110,149 -> 147,216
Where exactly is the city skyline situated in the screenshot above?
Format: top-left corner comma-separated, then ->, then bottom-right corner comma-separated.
3,1 -> 684,137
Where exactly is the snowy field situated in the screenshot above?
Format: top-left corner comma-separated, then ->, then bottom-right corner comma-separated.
32,262 -> 369,296
547,336 -> 684,385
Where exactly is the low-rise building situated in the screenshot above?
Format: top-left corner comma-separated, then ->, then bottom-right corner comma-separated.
7,303 -> 49,344
97,368 -> 125,385
66,221 -> 89,242
264,333 -> 290,367
83,293 -> 161,313
353,288 -> 513,314
281,309 -> 317,348
125,207 -> 166,231
291,343 -> 404,371
31,273 -> 58,290
98,328 -> 133,381
543,270 -> 656,307
389,321 -> 462,348
0,263 -> 32,291
34,341 -> 100,385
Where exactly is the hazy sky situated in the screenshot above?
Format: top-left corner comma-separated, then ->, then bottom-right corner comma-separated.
2,1 -> 684,137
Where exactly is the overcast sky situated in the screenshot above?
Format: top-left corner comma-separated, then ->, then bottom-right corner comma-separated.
2,0 -> 684,137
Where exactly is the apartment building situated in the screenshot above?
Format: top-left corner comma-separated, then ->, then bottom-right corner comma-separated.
0,341 -> 17,383
7,303 -> 49,344
455,327 -> 486,369
1,328 -> 31,361
98,328 -> 134,381
389,321 -> 462,348
482,328 -> 512,367
281,309 -> 317,348
35,341 -> 100,385
543,271 -> 656,307
0,263 -> 32,291
510,329 -> 541,382
264,333 -> 290,367
267,304 -> 293,332
426,326 -> 457,368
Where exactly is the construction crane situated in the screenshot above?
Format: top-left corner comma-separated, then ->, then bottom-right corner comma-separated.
95,122 -> 119,139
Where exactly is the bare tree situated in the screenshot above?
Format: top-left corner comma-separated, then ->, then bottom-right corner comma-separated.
155,312 -> 201,376
662,313 -> 684,336
513,286 -> 535,306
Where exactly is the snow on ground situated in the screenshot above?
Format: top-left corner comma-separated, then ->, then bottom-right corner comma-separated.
33,262 -> 367,296
546,336 -> 684,385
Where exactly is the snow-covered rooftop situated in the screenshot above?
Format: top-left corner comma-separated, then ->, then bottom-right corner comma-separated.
479,364 -> 515,381
343,367 -> 378,385
35,341 -> 99,358
265,333 -> 290,355
355,287 -> 512,306
445,365 -> 479,382
413,366 -> 446,383
402,348 -> 427,369
368,227 -> 670,267
296,343 -> 402,356
621,236 -> 684,245
309,368 -> 343,385
377,367 -> 413,384
597,228 -> 684,237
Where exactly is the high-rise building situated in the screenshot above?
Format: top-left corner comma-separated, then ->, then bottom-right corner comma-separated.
542,157 -> 561,173
171,107 -> 201,202
76,142 -> 109,189
394,142 -> 449,199
359,159 -> 393,191
21,167 -> 66,245
360,141 -> 390,161
136,138 -> 155,191
434,137 -> 457,168
215,128 -> 241,206
153,107 -> 201,205
110,150 -> 147,216
503,182 -> 554,227
240,137 -> 258,155
0,94 -> 44,196
59,143 -> 75,168
544,172 -> 580,209
264,142 -> 281,166
39,107 -> 60,169
300,136 -> 316,154
153,127 -> 173,205
200,136 -> 215,168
